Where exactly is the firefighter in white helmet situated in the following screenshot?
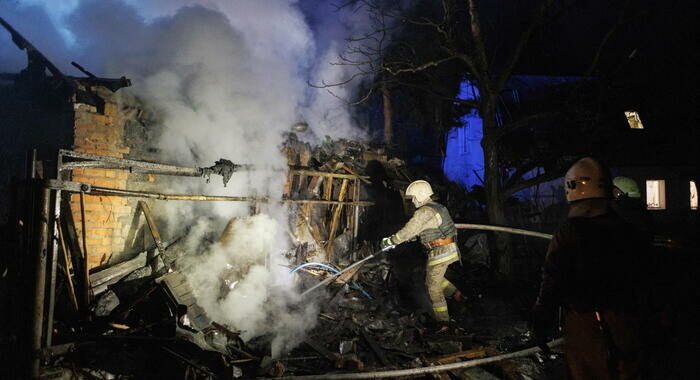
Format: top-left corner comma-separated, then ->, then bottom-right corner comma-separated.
380,180 -> 462,332
533,157 -> 645,380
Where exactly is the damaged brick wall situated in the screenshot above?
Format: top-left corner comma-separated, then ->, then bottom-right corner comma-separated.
70,89 -> 133,268
69,87 -> 159,269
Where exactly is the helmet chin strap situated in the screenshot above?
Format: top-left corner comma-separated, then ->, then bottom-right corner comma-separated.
413,197 -> 430,208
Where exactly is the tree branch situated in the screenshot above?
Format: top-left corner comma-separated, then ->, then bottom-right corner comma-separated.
494,0 -> 552,94
384,55 -> 459,76
307,68 -> 379,89
501,168 -> 564,200
585,8 -> 648,76
393,79 -> 480,108
503,159 -> 542,190
494,110 -> 562,141
466,0 -> 490,75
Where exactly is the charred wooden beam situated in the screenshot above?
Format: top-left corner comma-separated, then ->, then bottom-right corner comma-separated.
290,168 -> 370,182
30,185 -> 51,379
0,17 -> 125,109
360,328 -> 392,367
0,72 -> 131,92
137,201 -> 165,269
0,16 -> 66,80
326,179 -> 349,259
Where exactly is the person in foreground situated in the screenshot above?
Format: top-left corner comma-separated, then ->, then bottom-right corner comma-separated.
533,157 -> 645,380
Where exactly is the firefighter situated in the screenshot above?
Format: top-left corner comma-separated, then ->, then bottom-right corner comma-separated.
380,180 -> 462,332
532,157 -> 644,380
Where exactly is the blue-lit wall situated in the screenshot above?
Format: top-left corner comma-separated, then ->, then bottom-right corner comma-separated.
442,80 -> 564,203
443,81 -> 484,191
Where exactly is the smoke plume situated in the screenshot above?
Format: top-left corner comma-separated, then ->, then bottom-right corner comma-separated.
0,0 -> 405,355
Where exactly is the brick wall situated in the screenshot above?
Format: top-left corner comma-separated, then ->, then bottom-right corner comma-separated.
69,94 -> 134,269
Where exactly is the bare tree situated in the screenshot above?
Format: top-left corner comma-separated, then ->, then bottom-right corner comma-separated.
316,0 -> 644,279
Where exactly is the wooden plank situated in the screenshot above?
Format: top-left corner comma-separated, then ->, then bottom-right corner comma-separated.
157,272 -> 187,287
58,220 -> 79,311
290,169 -> 369,181
326,179 -> 349,260
304,339 -> 339,363
284,199 -> 372,206
176,293 -> 197,307
325,176 -> 333,201
283,172 -> 293,196
430,346 -> 489,364
170,281 -> 193,295
339,163 -> 371,184
90,251 -> 148,295
360,328 -> 391,367
138,201 -> 165,256
420,356 -> 450,380
457,367 -> 502,380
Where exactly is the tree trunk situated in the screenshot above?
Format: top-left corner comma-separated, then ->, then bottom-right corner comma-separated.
481,103 -> 513,281
382,79 -> 393,145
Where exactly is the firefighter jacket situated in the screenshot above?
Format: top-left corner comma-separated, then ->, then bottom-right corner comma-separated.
391,201 -> 460,266
534,210 -> 644,315
534,210 -> 646,380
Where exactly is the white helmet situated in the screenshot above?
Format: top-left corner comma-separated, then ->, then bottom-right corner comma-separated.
564,157 -> 610,202
405,180 -> 434,204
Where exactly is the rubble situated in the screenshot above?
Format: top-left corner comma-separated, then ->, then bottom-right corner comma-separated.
22,138 -> 568,380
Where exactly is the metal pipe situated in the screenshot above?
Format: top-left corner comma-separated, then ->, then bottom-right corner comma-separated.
45,187 -> 60,347
353,179 -> 360,250
89,185 -> 373,206
79,192 -> 90,309
455,223 -> 552,240
30,185 -> 51,379
59,149 -> 203,177
267,338 -> 564,380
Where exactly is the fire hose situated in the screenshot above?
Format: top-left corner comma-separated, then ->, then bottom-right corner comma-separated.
292,263 -> 373,299
301,223 -> 552,298
265,338 -> 564,380
287,225 -> 559,378
300,245 -> 395,298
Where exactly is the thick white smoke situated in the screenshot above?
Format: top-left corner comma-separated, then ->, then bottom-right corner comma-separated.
183,214 -> 317,357
0,0 -> 403,356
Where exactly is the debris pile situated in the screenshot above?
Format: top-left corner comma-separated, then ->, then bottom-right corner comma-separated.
30,138 -> 565,379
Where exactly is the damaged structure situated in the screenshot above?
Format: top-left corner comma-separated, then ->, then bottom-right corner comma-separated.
1,5 -> 696,380
0,34 -> 560,377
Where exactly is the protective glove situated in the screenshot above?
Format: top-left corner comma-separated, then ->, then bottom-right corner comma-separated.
380,236 -> 395,250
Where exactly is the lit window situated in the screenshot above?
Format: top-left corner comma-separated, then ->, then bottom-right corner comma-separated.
625,111 -> 644,129
646,180 -> 666,210
691,181 -> 698,210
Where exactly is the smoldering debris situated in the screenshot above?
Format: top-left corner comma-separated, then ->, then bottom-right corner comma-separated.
33,139 -> 568,379
201,159 -> 255,187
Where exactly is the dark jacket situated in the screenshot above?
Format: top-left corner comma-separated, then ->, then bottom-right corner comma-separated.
535,210 -> 645,315
535,209 -> 646,380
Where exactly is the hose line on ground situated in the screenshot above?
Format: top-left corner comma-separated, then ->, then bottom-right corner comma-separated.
265,338 -> 564,380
